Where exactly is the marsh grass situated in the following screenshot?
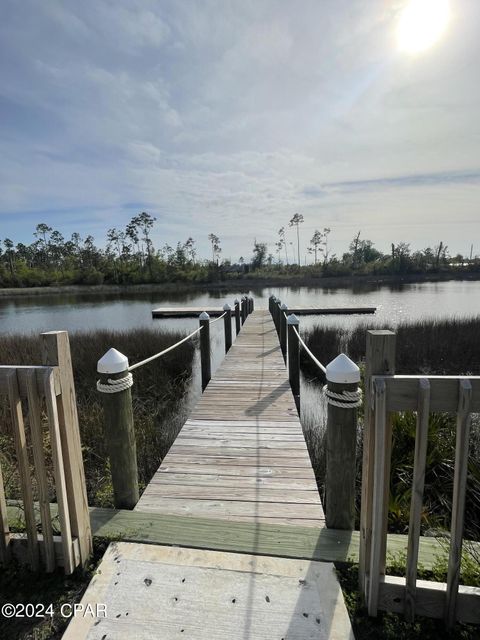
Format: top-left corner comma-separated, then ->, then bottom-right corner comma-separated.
304,317 -> 480,541
0,328 -> 194,507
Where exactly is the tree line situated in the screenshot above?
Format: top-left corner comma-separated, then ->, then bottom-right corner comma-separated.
0,212 -> 478,288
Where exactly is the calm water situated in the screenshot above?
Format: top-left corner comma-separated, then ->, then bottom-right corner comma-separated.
1,280 -> 479,336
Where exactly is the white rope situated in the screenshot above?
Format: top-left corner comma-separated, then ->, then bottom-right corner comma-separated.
322,385 -> 363,408
97,373 -> 133,394
291,325 -> 327,374
210,311 -> 227,324
128,326 -> 203,372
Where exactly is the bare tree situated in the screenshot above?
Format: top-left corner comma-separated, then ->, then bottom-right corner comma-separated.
208,233 -> 221,264
288,213 -> 304,264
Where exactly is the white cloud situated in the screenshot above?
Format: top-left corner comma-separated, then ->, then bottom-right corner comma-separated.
1,0 -> 480,259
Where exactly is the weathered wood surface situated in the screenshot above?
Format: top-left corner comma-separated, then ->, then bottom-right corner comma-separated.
152,306 -> 376,318
136,310 -> 325,527
63,543 -> 354,640
7,502 -> 480,570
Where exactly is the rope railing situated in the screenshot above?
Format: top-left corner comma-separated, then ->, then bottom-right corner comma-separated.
271,297 -> 363,410
209,311 -> 227,324
128,326 -> 203,372
291,325 -> 327,374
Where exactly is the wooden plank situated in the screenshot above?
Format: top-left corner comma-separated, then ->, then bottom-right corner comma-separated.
367,376 -> 387,616
135,496 -> 324,522
43,369 -> 75,575
378,575 -> 480,625
7,370 -> 39,571
62,543 -> 354,640
0,460 -> 10,564
26,370 -> 56,572
9,533 -> 80,569
42,331 -> 92,566
7,502 -> 480,570
158,463 -> 316,478
140,484 -> 321,504
382,375 -> 480,412
405,378 -> 430,621
149,472 -> 317,490
445,379 -> 472,628
162,454 -> 316,468
359,330 -> 396,596
0,366 -> 61,397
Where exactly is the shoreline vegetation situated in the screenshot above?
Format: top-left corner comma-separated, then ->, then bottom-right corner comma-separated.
1,269 -> 480,298
1,217 -> 480,294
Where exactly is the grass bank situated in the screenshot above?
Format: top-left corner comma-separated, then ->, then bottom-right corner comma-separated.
0,327 -> 195,507
2,272 -> 480,298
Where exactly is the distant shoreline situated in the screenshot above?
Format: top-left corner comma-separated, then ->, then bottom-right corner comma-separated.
1,271 -> 480,298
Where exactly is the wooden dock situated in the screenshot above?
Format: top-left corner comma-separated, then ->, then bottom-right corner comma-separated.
152,305 -> 376,318
63,310 -> 353,639
136,310 -> 324,527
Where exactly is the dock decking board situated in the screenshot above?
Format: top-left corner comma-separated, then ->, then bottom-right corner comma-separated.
135,310 -> 325,527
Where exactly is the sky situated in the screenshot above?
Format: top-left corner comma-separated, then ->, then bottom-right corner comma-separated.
1,0 -> 479,262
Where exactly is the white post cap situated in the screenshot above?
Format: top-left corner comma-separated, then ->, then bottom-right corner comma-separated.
97,347 -> 129,374
280,303 -> 288,310
234,298 -> 239,304
223,303 -> 231,311
326,353 -> 360,384
199,311 -> 210,320
287,313 -> 299,325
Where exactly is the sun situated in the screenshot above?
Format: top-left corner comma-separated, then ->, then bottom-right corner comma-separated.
396,0 -> 450,54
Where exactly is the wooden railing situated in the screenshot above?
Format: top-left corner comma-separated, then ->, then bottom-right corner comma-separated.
360,346 -> 480,625
0,331 -> 91,574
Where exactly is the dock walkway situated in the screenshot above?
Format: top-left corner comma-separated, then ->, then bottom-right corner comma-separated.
136,309 -> 324,527
64,310 -> 353,639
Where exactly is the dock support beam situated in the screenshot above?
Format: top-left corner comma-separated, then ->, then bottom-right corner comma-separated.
325,354 -> 360,530
223,304 -> 232,353
287,314 -> 300,412
97,348 -> 139,510
241,297 -> 247,324
199,312 -> 211,391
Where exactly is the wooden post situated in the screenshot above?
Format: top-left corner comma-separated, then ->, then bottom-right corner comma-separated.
280,303 -> 288,362
241,297 -> 247,324
270,296 -> 276,320
0,461 -> 10,565
199,312 -> 211,391
250,297 -> 255,312
287,314 -> 300,412
234,299 -> 241,335
42,331 -> 92,565
325,354 -> 360,530
359,330 -> 396,599
97,348 -> 139,510
268,295 -> 274,315
445,379 -> 472,628
223,304 -> 232,353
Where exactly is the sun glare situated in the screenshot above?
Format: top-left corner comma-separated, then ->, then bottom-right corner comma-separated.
397,0 -> 450,54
